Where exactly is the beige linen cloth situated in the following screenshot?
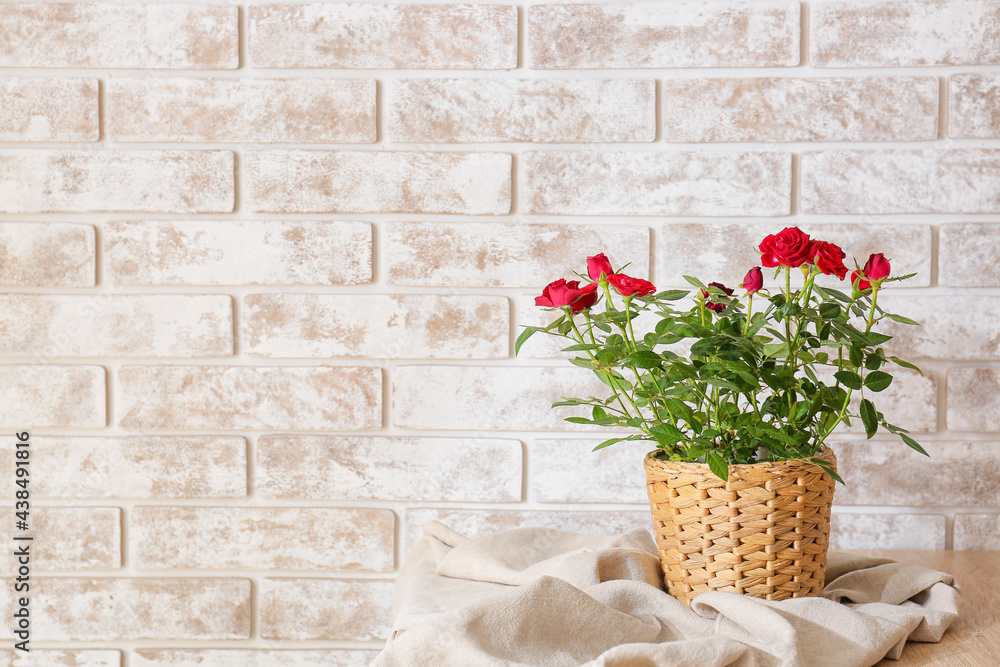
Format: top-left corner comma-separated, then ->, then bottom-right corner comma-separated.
371,521 -> 961,667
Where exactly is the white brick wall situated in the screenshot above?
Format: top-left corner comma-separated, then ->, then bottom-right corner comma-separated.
2,0 -> 999,660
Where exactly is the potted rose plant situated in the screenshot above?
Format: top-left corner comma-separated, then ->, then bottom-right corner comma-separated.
517,226 -> 924,604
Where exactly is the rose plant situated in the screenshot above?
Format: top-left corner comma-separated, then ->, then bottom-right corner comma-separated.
516,227 -> 926,482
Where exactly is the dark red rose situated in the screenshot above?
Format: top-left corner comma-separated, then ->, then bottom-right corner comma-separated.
741,266 -> 763,293
701,282 -> 734,312
608,273 -> 656,297
852,253 -> 891,290
758,227 -> 815,268
812,241 -> 848,280
535,279 -> 599,312
587,253 -> 614,282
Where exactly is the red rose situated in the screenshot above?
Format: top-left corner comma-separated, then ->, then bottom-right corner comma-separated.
758,227 -> 815,268
852,253 -> 891,290
741,266 -> 763,293
701,282 -> 734,312
587,253 -> 614,282
608,273 -> 656,297
535,279 -> 599,312
812,241 -> 848,280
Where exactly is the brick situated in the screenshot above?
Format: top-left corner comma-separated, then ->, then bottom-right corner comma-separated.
0,77 -> 98,141
403,508 -> 651,552
118,366 -> 380,431
833,440 -> 1000,506
940,223 -> 1000,286
801,150 -> 1000,214
0,578 -> 250,640
812,0 -> 1000,67
950,73 -> 1000,139
0,650 -> 119,667
531,439 -> 649,504
529,2 -> 799,68
108,78 -> 375,143
523,151 -> 790,216
246,150 -> 510,214
841,368 -> 937,435
0,365 -> 105,428
257,435 -> 521,501
947,368 -> 1000,431
105,220 -> 371,286
0,222 -> 95,287
0,507 -> 119,570
0,436 -> 247,499
954,515 -> 1000,549
0,294 -> 232,357
133,650 -> 379,667
662,76 -> 938,143
0,3 -> 237,69
385,222 -> 649,287
829,513 -> 945,550
394,365 -> 609,430
389,78 -> 655,143
876,295 -> 1000,360
245,294 -> 508,359
0,150 -> 234,214
658,222 -> 931,289
249,4 -> 516,69
132,507 -> 393,571
260,579 -> 393,641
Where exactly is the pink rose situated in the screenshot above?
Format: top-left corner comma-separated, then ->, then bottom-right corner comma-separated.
608,273 -> 656,297
587,253 -> 614,282
852,253 -> 891,290
812,241 -> 848,280
535,279 -> 599,312
701,282 -> 734,312
741,267 -> 763,293
758,227 -> 815,268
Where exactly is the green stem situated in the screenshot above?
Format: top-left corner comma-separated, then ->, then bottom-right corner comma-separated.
743,294 -> 753,336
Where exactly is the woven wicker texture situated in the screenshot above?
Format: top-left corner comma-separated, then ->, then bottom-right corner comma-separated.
644,448 -> 837,604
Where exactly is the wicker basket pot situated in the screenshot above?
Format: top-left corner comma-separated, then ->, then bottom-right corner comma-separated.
644,447 -> 836,604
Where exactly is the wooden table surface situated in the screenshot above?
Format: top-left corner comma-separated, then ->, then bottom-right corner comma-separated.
841,550 -> 1000,666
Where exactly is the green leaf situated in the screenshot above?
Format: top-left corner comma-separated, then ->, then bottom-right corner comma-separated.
657,289 -> 690,301
860,399 -> 878,438
561,342 -> 600,352
623,350 -> 663,369
563,417 -> 593,425
514,327 -> 540,356
865,351 -> 884,371
763,343 -> 788,358
835,370 -> 863,390
884,312 -> 920,326
864,370 -> 893,392
866,332 -> 892,345
593,438 -> 623,451
704,376 -> 741,392
819,302 -> 841,319
900,433 -> 930,456
889,356 -> 924,375
649,423 -> 684,446
683,275 -> 706,289
707,452 -> 729,482
848,345 -> 864,368
592,406 -> 607,420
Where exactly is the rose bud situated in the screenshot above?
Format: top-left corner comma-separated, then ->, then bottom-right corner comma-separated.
758,227 -> 815,268
535,279 -> 599,312
812,241 -> 848,280
701,282 -> 734,312
587,253 -> 614,282
741,267 -> 763,293
852,253 -> 891,290
608,273 -> 656,297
